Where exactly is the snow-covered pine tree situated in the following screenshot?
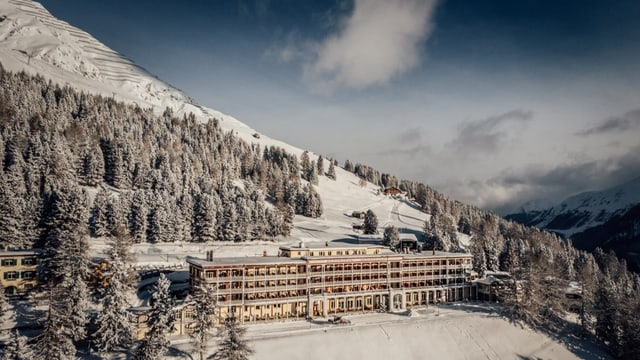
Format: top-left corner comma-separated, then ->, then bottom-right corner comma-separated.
0,284 -> 8,319
2,329 -> 33,360
300,151 -> 311,181
220,205 -> 239,242
40,182 -> 91,347
146,192 -> 171,243
0,175 -> 25,248
191,193 -> 217,243
316,156 -> 324,176
134,273 -> 175,360
326,161 -> 336,180
343,159 -> 353,172
308,160 -> 319,185
93,248 -> 134,353
363,210 -> 378,235
383,225 -> 400,248
79,145 -> 104,187
129,190 -> 148,243
35,287 -> 77,360
189,282 -> 217,360
210,318 -> 254,360
90,188 -> 111,237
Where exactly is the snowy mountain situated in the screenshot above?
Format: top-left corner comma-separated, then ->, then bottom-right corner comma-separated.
0,0 -> 302,157
506,176 -> 640,237
506,176 -> 640,271
0,0 -> 436,248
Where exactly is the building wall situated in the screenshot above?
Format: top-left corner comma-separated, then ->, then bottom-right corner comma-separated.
0,252 -> 39,294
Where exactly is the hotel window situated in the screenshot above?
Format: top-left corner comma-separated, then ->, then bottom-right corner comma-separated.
21,258 -> 37,266
21,271 -> 36,280
1,259 -> 17,266
4,271 -> 19,280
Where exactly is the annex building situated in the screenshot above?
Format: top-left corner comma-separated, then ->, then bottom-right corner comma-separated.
187,242 -> 474,324
0,249 -> 39,295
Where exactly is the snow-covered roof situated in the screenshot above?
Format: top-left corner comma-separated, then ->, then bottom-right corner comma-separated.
0,249 -> 40,257
187,255 -> 305,267
399,233 -> 418,242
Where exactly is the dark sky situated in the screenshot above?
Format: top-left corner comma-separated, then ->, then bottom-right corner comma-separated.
37,0 -> 640,212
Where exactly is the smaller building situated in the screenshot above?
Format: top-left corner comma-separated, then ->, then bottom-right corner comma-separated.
398,234 -> 419,251
474,271 -> 513,302
383,187 -> 402,196
0,249 -> 40,295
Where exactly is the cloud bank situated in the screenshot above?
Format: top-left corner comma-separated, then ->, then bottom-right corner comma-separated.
577,108 -> 640,136
304,0 -> 438,90
446,109 -> 533,156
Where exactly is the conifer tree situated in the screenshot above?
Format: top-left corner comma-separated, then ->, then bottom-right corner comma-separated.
134,273 -> 175,360
363,210 -> 378,235
308,161 -> 319,185
192,194 -> 217,242
35,287 -> 77,360
129,190 -> 148,243
40,183 -> 91,350
2,329 -> 33,360
0,285 -> 8,319
210,318 -> 254,360
93,247 -> 135,353
91,188 -> 111,237
0,176 -> 25,248
300,151 -> 311,181
383,225 -> 400,248
327,161 -> 336,180
190,282 -> 217,360
316,156 -> 324,176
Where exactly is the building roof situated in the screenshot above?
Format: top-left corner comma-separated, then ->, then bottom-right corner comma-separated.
187,255 -> 306,267
399,233 -> 418,242
188,249 -> 472,268
279,242 -> 386,252
0,249 -> 41,257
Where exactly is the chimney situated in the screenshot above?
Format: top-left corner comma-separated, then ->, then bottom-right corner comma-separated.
206,250 -> 213,261
263,250 -> 267,257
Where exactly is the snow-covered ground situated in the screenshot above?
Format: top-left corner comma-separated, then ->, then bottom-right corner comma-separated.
168,303 -> 610,360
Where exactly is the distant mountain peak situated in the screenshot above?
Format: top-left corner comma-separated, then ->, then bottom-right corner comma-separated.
507,176 -> 640,236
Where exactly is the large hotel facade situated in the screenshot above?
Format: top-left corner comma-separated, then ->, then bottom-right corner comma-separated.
187,242 -> 474,324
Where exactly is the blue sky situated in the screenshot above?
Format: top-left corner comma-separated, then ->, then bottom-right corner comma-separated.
40,0 -> 640,212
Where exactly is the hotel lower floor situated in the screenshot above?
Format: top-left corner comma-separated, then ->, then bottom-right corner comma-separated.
216,285 -> 473,324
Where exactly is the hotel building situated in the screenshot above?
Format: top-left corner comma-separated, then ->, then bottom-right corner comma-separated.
187,242 -> 474,324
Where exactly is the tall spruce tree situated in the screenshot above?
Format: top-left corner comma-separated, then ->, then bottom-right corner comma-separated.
210,318 -> 254,360
327,161 -> 336,180
40,182 -> 91,351
134,273 -> 175,360
363,210 -> 378,235
383,225 -> 400,248
2,329 -> 33,360
190,282 -> 217,360
93,246 -> 135,353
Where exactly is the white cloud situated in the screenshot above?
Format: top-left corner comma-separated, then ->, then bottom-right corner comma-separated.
304,0 -> 438,90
